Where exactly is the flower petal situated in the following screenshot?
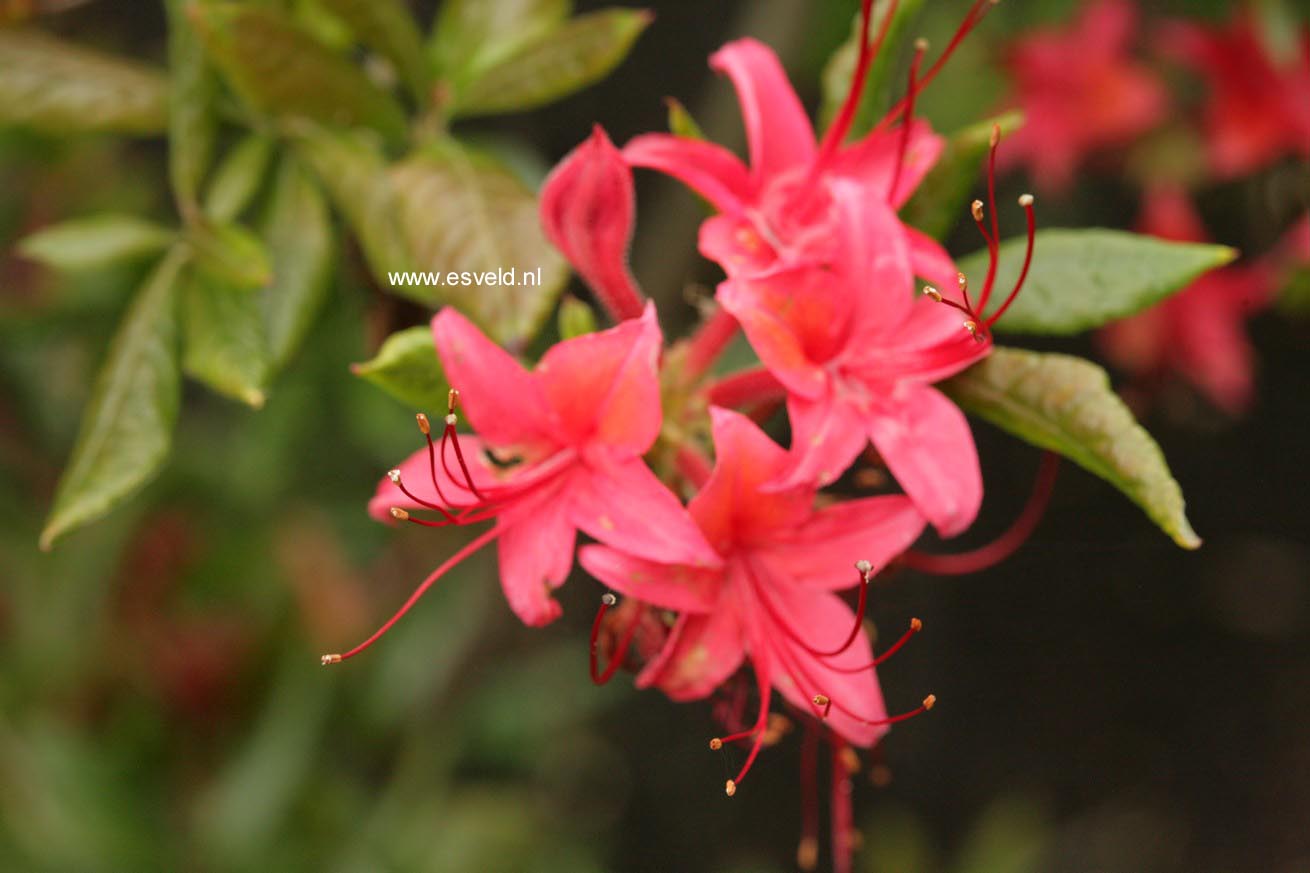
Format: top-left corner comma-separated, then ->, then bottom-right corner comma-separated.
698,213 -> 777,277
760,495 -> 925,589
771,392 -> 871,490
638,602 -> 745,702
832,120 -> 944,207
623,133 -> 754,213
866,386 -> 982,537
540,126 -> 645,320
570,455 -> 722,568
495,483 -> 577,626
537,302 -> 663,454
578,545 -> 720,613
709,38 -> 816,183
432,308 -> 553,451
906,226 -> 959,296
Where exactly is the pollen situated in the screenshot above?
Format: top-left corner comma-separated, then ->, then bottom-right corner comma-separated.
923,694 -> 937,711
387,469 -> 401,483
389,507 -> 410,521
724,779 -> 737,797
854,559 -> 873,575
812,694 -> 830,707
709,737 -> 723,750
601,592 -> 617,606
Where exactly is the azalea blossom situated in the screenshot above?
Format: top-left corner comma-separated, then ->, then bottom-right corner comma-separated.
1159,10 -> 1310,178
580,407 -> 927,765
1000,0 -> 1168,192
1097,185 -> 1275,414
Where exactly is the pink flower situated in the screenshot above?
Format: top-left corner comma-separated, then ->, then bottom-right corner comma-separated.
1097,186 -> 1275,414
579,407 -> 927,768
1160,12 -> 1310,178
1001,0 -> 1168,192
719,182 -> 1006,536
359,304 -> 719,635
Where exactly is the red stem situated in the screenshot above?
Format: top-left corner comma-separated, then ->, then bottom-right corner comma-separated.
707,367 -> 785,408
683,308 -> 739,382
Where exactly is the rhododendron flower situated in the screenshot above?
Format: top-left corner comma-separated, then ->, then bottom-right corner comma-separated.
1159,11 -> 1310,178
580,407 -> 927,773
1000,0 -> 1168,192
1098,186 -> 1274,414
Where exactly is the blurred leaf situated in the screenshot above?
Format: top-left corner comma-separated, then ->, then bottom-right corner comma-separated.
260,154 -> 335,369
0,30 -> 167,135
292,123 -> 416,282
389,138 -> 568,344
187,218 -> 273,289
954,795 -> 1050,873
956,229 -> 1237,335
901,110 -> 1025,241
450,9 -> 651,118
182,271 -> 270,407
942,347 -> 1201,549
665,97 -> 704,140
351,325 -> 447,410
1277,266 -> 1310,315
166,0 -> 219,213
204,135 -> 275,223
39,248 -> 187,550
317,0 -> 429,99
431,0 -> 570,81
190,3 -> 407,143
17,215 -> 175,272
819,0 -> 924,136
557,294 -> 596,339
858,806 -> 940,873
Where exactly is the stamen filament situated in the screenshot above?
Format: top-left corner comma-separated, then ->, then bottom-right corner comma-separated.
830,618 -> 922,673
985,194 -> 1037,327
888,39 -> 928,204
816,0 -> 898,165
387,470 -> 459,523
589,593 -> 645,685
852,695 -> 935,727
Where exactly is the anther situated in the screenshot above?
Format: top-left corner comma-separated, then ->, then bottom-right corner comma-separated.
854,559 -> 873,576
963,320 -> 980,338
725,779 -> 737,797
415,413 -> 431,436
914,37 -> 928,52
1019,193 -> 1034,207
990,122 -> 1001,147
812,694 -> 829,707
387,468 -> 401,484
446,388 -> 460,415
390,507 -> 409,521
709,738 -> 723,751
601,592 -> 617,606
320,653 -> 341,666
922,285 -> 943,302
840,746 -> 861,774
444,413 -> 457,426
797,837 -> 819,871
923,694 -> 937,710
971,199 -> 985,222
910,617 -> 923,632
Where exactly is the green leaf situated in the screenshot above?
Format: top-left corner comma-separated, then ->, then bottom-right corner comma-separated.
351,325 -> 447,410
450,9 -> 651,118
315,0 -> 429,99
186,218 -> 273,290
1277,266 -> 1310,316
941,347 -> 1200,549
181,271 -> 270,407
431,0 -> 570,81
819,0 -> 925,137
166,0 -> 219,213
901,110 -> 1025,241
0,29 -> 167,135
40,248 -> 187,550
666,97 -> 704,140
556,294 -> 596,339
389,139 -> 568,345
18,215 -> 176,272
259,155 -> 334,370
955,229 -> 1237,335
190,3 -> 407,142
204,135 -> 275,223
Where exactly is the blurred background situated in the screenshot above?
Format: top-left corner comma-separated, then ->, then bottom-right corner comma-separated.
1,0 -> 1307,871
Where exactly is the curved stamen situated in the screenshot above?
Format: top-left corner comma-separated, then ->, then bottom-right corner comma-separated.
829,617 -> 922,674
816,0 -> 897,167
985,194 -> 1037,327
387,469 -> 459,523
888,39 -> 928,204
751,561 -> 873,660
321,525 -> 501,664
984,124 -> 1001,307
589,593 -> 645,685
851,695 -> 936,727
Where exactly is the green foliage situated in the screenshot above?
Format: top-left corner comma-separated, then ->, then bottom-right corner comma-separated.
0,30 -> 167,134
448,9 -> 652,118
189,3 -> 408,143
181,270 -> 271,408
351,325 -> 448,411
901,110 -> 1025,240
39,248 -> 188,550
431,0 -> 572,82
819,0 -> 925,136
166,0 -> 219,213
17,215 -> 176,272
316,0 -> 430,99
204,134 -> 276,222
557,294 -> 597,339
666,97 -> 705,140
956,229 -> 1237,334
186,217 -> 273,290
942,347 -> 1201,549
389,139 -> 568,345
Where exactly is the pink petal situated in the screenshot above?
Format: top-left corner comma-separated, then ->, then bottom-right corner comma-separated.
537,302 -> 663,454
771,392 -> 871,490
851,301 -> 991,385
495,483 -> 577,626
540,126 -> 645,320
691,407 -> 813,550
866,386 -> 982,538
709,38 -> 817,184
745,563 -> 888,747
822,180 -> 914,342
760,495 -> 925,589
1081,0 -> 1137,55
832,120 -> 944,207
570,455 -> 722,568
638,602 -> 745,702
698,213 -> 777,277
432,308 -> 553,451
906,227 -> 959,296
623,133 -> 754,213
577,545 -> 720,613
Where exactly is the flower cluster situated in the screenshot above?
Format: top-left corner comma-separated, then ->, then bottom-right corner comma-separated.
328,2 -> 1037,869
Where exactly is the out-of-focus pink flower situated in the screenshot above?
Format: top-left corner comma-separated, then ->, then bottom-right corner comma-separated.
1098,186 -> 1275,414
362,304 -> 719,633
1160,12 -> 1310,178
580,407 -> 926,760
1001,0 -> 1168,192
